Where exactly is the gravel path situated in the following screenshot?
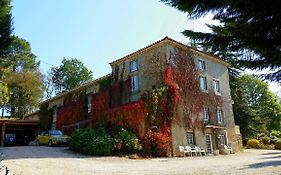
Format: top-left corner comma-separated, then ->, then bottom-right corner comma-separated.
1,146 -> 281,175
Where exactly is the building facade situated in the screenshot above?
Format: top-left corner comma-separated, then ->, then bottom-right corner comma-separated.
39,37 -> 242,156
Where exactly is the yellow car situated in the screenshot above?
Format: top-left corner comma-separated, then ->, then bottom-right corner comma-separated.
36,130 -> 70,146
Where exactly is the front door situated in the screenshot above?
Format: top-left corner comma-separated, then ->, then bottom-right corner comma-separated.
206,134 -> 213,154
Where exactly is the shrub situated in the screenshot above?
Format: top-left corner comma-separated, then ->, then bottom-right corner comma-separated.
271,130 -> 281,138
260,136 -> 270,145
143,128 -> 172,157
275,139 -> 281,150
247,139 -> 263,149
69,127 -> 113,156
114,128 -> 142,153
257,133 -> 265,139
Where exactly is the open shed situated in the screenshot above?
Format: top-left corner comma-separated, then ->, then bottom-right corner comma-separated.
0,119 -> 39,146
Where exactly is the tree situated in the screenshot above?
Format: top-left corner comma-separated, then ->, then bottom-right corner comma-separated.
4,70 -> 44,118
231,74 -> 281,143
51,58 -> 93,94
0,82 -> 9,117
0,0 -> 12,57
161,0 -> 281,82
3,36 -> 44,118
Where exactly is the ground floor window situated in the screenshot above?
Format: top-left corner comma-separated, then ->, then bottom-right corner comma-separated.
186,132 -> 194,145
218,134 -> 226,146
206,134 -> 213,154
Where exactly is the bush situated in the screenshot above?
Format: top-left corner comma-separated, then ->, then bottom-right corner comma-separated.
114,128 -> 142,153
257,133 -> 265,139
143,129 -> 172,157
69,127 -> 113,156
260,136 -> 270,145
275,139 -> 281,150
271,130 -> 281,138
247,139 -> 263,149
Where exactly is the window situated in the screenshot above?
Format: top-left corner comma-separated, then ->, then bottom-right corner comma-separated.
198,60 -> 206,70
130,60 -> 138,72
131,75 -> 139,92
213,80 -> 220,94
53,106 -> 57,122
186,133 -> 194,145
203,107 -> 209,122
87,95 -> 92,113
199,76 -> 207,91
217,109 -> 224,124
218,134 -> 226,145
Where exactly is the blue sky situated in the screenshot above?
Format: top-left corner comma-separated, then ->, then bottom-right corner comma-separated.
11,0 -> 281,94
11,0 -> 213,77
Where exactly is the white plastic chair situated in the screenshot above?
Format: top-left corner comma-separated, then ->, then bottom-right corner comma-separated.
187,146 -> 196,156
195,146 -> 201,156
179,146 -> 185,157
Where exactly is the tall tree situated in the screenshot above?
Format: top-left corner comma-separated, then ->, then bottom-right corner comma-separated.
3,36 -> 44,118
0,0 -> 12,58
51,58 -> 93,94
161,0 -> 281,82
231,74 -> 281,143
0,81 -> 9,117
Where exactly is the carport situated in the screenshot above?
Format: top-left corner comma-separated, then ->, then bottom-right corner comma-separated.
0,119 -> 39,146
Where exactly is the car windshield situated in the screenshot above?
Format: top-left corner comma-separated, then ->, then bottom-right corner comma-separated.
49,130 -> 63,136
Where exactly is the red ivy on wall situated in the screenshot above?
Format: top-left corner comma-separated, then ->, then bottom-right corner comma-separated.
56,97 -> 84,131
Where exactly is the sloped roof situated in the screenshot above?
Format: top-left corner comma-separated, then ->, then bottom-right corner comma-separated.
110,37 -> 229,67
40,74 -> 111,105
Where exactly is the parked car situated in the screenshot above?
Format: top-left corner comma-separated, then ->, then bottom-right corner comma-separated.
36,130 -> 70,146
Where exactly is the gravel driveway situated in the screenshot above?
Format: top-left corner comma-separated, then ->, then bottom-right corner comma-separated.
1,146 -> 281,175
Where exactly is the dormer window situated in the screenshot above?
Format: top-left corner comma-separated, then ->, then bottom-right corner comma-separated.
130,60 -> 138,72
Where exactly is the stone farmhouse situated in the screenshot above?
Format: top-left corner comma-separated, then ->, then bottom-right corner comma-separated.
39,37 -> 243,156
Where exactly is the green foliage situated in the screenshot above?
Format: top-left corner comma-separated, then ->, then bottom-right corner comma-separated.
0,82 -> 9,106
142,87 -> 167,124
99,75 -> 112,90
275,140 -> 281,150
0,0 -> 12,57
69,127 -> 113,156
114,128 -> 142,153
162,0 -> 281,82
1,37 -> 44,118
271,130 -> 281,138
5,70 -> 44,118
50,58 -> 93,94
260,136 -> 270,145
231,75 -> 281,144
246,139 -> 263,149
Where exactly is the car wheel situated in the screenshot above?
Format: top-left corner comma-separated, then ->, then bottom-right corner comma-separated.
48,140 -> 53,147
36,140 -> 41,146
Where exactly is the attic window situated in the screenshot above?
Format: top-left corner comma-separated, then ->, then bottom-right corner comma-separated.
130,60 -> 138,72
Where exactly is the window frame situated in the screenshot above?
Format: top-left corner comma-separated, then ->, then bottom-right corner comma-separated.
87,95 -> 92,113
213,79 -> 221,94
203,107 -> 209,122
131,75 -> 139,92
198,59 -> 206,70
186,132 -> 194,145
217,108 -> 224,124
199,76 -> 208,91
53,106 -> 57,122
130,60 -> 138,72
218,134 -> 226,146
